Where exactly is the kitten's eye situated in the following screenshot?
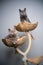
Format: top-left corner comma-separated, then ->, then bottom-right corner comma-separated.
8,34 -> 12,38
8,34 -> 15,38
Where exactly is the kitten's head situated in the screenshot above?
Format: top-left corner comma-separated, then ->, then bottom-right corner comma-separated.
8,28 -> 16,34
19,8 -> 26,16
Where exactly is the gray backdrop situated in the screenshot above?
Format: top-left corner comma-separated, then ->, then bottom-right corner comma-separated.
0,0 -> 43,65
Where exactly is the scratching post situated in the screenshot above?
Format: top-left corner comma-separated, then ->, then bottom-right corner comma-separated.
16,32 -> 31,56
16,32 -> 32,65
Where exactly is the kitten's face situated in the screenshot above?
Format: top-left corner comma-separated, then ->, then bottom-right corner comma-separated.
8,28 -> 16,34
19,8 -> 26,16
5,29 -> 16,39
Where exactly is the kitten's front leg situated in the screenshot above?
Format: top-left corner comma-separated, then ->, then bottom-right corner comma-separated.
20,17 -> 24,22
26,17 -> 31,23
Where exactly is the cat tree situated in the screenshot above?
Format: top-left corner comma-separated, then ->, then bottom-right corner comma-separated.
2,21 -> 43,65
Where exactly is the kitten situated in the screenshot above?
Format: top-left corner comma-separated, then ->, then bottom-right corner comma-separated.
19,8 -> 31,22
2,28 -> 26,53
19,8 -> 34,39
2,29 -> 18,49
8,28 -> 19,39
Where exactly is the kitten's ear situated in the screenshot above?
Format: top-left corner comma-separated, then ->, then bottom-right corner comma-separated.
8,29 -> 11,32
24,8 -> 26,11
19,9 -> 21,12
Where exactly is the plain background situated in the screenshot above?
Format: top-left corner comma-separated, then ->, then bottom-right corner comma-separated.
0,0 -> 43,65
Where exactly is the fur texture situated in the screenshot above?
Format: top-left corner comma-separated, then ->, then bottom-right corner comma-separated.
19,8 -> 31,22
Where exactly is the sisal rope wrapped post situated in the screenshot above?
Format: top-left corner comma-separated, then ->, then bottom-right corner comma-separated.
16,32 -> 32,65
16,32 -> 32,56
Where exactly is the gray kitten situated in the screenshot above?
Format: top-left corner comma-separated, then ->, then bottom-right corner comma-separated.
19,8 -> 31,22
